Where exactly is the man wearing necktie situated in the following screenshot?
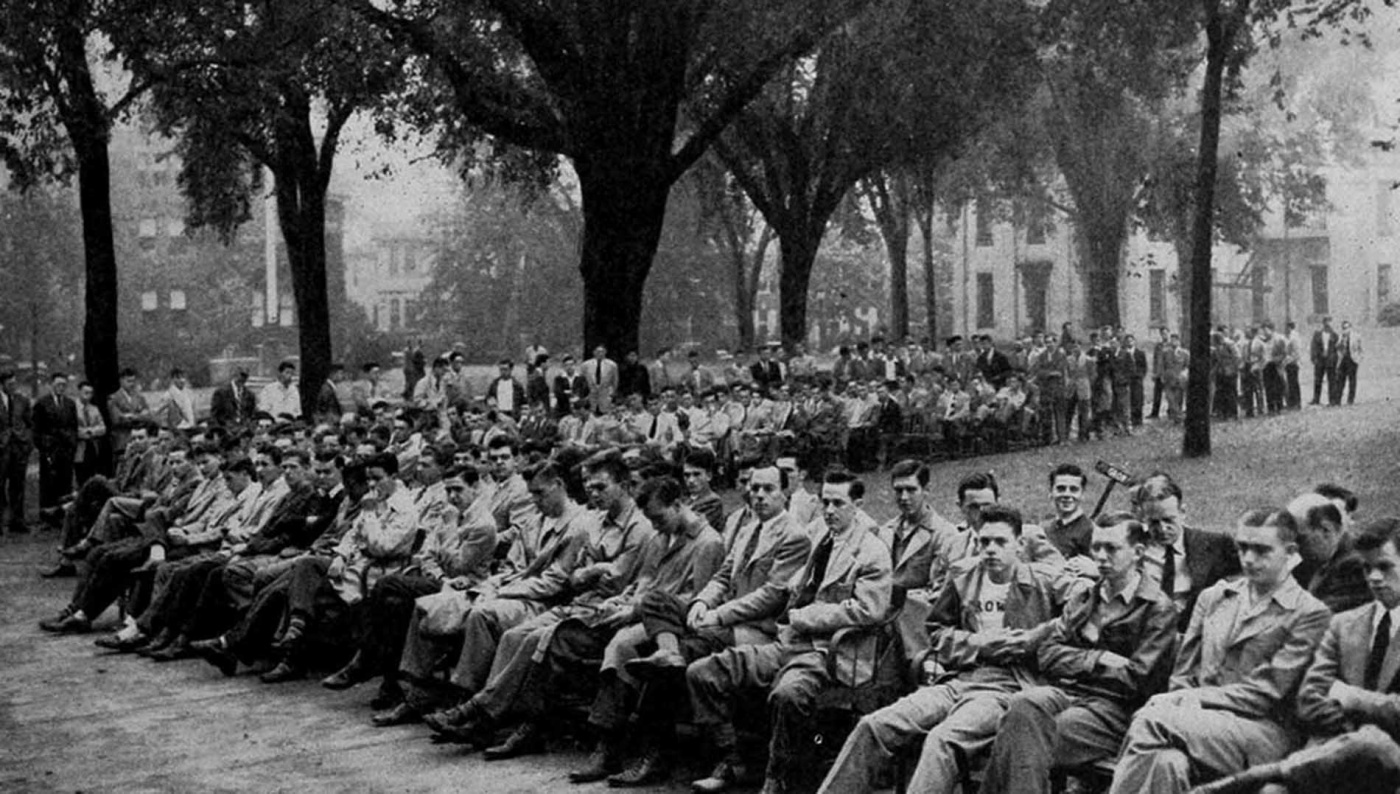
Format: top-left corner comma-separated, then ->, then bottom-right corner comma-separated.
587,345 -> 619,412
0,370 -> 34,534
34,372 -> 80,518
72,381 -> 108,488
1130,473 -> 1239,631
1192,517 -> 1400,794
1333,319 -> 1363,406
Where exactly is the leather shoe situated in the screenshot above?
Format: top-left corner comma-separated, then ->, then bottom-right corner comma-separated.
624,647 -> 686,679
424,701 -> 480,734
95,633 -> 150,653
369,683 -> 403,711
608,748 -> 670,787
40,562 -> 77,578
570,739 -> 624,783
483,722 -> 544,760
259,661 -> 305,683
148,638 -> 192,662
137,630 -> 175,657
692,758 -> 753,794
193,637 -> 238,677
320,661 -> 370,690
39,612 -> 91,633
370,702 -> 420,728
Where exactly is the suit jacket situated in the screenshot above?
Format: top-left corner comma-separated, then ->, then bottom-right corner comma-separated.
1293,532 -> 1371,615
785,512 -> 893,648
106,388 -> 150,454
485,376 -> 526,416
1171,575 -> 1331,723
613,512 -> 724,609
552,373 -> 590,417
33,393 -> 77,454
1037,573 -> 1179,707
750,360 -> 785,392
584,357 -> 619,411
1298,602 -> 1400,735
1339,330 -> 1363,363
978,350 -> 1013,388
1,391 -> 34,451
209,383 -> 256,427
314,381 -> 342,422
879,504 -> 960,660
1311,329 -> 1339,365
699,510 -> 813,641
617,361 -> 651,399
493,502 -> 598,604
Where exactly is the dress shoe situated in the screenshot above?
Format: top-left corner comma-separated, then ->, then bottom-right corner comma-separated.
692,758 -> 754,794
624,647 -> 687,679
193,637 -> 238,677
148,638 -> 193,662
39,612 -> 91,633
60,541 -> 92,560
570,737 -> 625,783
137,629 -> 176,657
96,632 -> 151,653
607,748 -> 670,787
270,617 -> 307,652
370,702 -> 420,727
369,682 -> 403,711
483,722 -> 544,760
40,562 -> 77,578
259,661 -> 305,683
424,701 -> 480,734
320,660 -> 370,690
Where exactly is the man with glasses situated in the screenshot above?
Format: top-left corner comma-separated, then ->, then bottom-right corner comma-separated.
1107,509 -> 1330,794
817,505 -> 1076,794
1130,472 -> 1240,631
422,452 -> 653,745
979,513 -> 1178,794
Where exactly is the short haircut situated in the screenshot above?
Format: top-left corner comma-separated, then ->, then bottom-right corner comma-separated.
278,361 -> 296,373
282,447 -> 311,467
1314,483 -> 1359,514
50,371 -> 68,382
1237,508 -> 1300,545
1354,518 -> 1400,554
1048,463 -> 1088,489
1095,511 -> 1150,545
120,367 -> 139,378
312,449 -> 343,467
889,459 -> 931,488
192,443 -> 222,460
1288,492 -> 1344,534
419,445 -> 450,468
526,461 -> 567,488
487,435 -> 517,455
453,463 -> 482,486
822,469 -> 865,500
254,444 -> 283,465
77,380 -> 92,390
582,449 -> 630,486
957,471 -> 999,502
636,476 -> 686,510
683,447 -> 717,472
979,504 -> 1024,535
752,464 -> 789,492
169,367 -> 185,379
366,451 -> 400,477
1131,471 -> 1183,508
224,457 -> 257,478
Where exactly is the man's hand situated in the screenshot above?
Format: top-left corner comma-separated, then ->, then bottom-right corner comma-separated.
687,602 -> 709,630
327,556 -> 346,579
1097,651 -> 1132,671
599,607 -> 634,630
1066,556 -> 1101,579
444,576 -> 472,592
1308,699 -> 1351,734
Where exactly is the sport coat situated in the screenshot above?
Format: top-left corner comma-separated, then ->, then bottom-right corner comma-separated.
1171,575 -> 1330,723
0,391 -> 34,451
493,501 -> 597,604
1174,526 -> 1244,631
785,512 -> 893,646
1298,601 -> 1400,735
552,373 -> 590,417
699,510 -> 812,639
1311,329 -> 1338,365
879,503 -> 960,660
1037,573 -> 1178,707
1293,532 -> 1370,615
585,357 -> 619,411
33,393 -> 78,453
209,383 -> 256,427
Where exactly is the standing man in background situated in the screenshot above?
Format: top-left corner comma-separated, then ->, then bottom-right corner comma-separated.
586,345 -> 619,412
34,372 -> 79,521
1310,316 -> 1338,406
1,371 -> 35,534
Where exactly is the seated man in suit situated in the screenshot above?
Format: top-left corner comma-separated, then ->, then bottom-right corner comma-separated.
1107,508 -> 1332,794
979,513 -> 1179,794
689,469 -> 891,794
877,459 -> 959,662
817,505 -> 1078,794
1131,472 -> 1241,631
571,464 -> 811,786
1289,491 -> 1370,613
1195,517 -> 1400,794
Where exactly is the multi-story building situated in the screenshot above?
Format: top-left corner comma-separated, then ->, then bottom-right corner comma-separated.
345,233 -> 436,333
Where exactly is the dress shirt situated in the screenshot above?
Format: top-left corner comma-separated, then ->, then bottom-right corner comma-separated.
260,381 -> 302,418
1373,602 -> 1400,644
1144,534 -> 1191,608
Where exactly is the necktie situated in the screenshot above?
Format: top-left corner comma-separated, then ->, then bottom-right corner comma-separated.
1367,611 -> 1392,690
793,533 -> 835,609
1162,545 -> 1177,596
891,521 -> 911,565
596,360 -> 603,383
648,414 -> 658,439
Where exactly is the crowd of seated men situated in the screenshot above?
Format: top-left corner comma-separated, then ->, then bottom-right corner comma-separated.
33,371 -> 1400,794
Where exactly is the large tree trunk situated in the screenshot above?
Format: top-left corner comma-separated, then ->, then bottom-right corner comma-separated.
1076,215 -> 1127,329
1183,1 -> 1242,459
576,157 -> 670,356
919,204 -> 937,343
866,174 -> 912,341
275,171 -> 332,419
778,231 -> 821,349
74,138 -> 121,404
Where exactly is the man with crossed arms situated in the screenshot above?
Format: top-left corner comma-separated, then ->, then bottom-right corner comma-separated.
979,512 -> 1179,793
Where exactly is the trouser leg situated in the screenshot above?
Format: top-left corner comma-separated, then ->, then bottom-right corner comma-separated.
286,557 -> 331,619
817,682 -> 962,794
362,574 -> 439,680
226,574 -> 292,663
467,613 -> 563,721
1286,363 -> 1301,408
906,688 -> 1014,794
765,649 -> 831,783
448,597 -> 539,692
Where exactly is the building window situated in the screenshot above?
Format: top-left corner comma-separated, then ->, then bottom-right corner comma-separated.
403,299 -> 418,329
166,218 -> 185,237
1023,202 -> 1048,245
140,291 -> 158,311
1380,264 -> 1393,307
404,247 -> 417,273
1149,269 -> 1166,327
976,272 -> 995,328
975,198 -> 994,247
1378,181 -> 1394,238
389,298 -> 402,331
1311,266 -> 1329,316
138,219 -> 158,238
169,290 -> 187,311
278,293 -> 295,326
